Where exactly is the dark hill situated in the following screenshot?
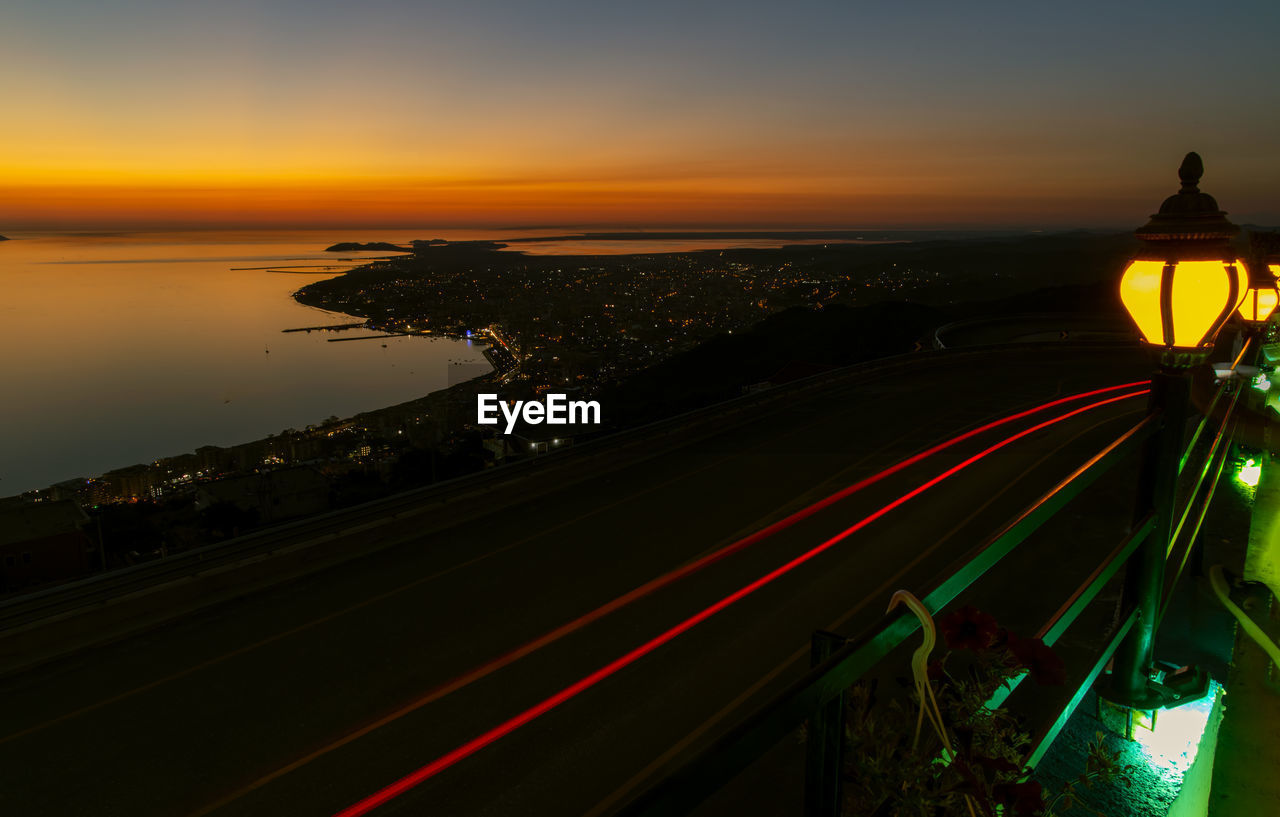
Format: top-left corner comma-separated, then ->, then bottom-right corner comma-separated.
600,301 -> 942,426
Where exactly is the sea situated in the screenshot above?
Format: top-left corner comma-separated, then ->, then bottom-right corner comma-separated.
0,227 -> 900,496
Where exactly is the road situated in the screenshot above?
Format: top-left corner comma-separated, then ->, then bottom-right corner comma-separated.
0,346 -> 1153,817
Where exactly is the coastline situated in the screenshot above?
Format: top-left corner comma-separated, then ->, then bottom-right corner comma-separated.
4,235 -> 495,501
13,228 -> 1140,503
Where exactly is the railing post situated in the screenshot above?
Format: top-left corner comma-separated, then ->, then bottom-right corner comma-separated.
804,630 -> 847,817
1108,369 -> 1189,706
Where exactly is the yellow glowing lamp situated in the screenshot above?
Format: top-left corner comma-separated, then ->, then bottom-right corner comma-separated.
1119,153 -> 1246,367
1236,263 -> 1280,325
1120,258 -> 1247,347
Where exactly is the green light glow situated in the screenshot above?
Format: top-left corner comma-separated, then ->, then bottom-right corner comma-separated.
1239,459 -> 1262,487
1251,373 -> 1271,392
1133,682 -> 1220,780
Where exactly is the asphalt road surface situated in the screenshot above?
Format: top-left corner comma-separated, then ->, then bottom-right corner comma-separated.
0,345 -> 1155,817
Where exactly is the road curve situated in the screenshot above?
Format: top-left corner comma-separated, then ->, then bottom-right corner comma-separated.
0,345 -> 1152,817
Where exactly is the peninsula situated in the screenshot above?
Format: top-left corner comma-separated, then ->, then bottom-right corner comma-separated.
324,241 -> 410,252
294,231 -> 1136,405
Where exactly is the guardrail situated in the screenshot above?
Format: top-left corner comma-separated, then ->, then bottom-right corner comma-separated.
932,313 -> 1137,350
615,369 -> 1240,817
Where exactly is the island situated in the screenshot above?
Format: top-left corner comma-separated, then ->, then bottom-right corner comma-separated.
324,239 -> 507,253
324,241 -> 411,252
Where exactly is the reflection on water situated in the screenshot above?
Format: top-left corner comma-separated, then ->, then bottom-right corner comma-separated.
0,231 -> 489,495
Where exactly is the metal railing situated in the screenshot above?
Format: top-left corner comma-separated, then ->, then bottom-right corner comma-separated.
616,372 -> 1242,817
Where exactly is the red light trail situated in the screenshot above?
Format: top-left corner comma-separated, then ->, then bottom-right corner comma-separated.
345,382 -> 1155,723
332,385 -> 1150,817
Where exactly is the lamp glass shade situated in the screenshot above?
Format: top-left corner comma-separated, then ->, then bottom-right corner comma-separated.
1119,258 -> 1248,348
1119,260 -> 1166,344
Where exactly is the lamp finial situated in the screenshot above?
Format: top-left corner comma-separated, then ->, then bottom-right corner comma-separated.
1179,152 -> 1203,192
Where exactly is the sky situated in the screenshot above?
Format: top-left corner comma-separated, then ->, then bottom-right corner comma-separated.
4,0 -> 1280,231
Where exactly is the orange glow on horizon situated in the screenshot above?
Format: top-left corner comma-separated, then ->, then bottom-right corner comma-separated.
1,126 -> 1184,230
0,173 -> 1152,230
5,2 -> 1278,232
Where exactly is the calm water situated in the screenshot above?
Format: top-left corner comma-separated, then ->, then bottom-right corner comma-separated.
0,231 -> 491,495
0,227 -> 892,495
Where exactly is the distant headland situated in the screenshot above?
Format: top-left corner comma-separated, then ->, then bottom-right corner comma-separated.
0,234 -> 9,241
325,239 -> 508,253
325,241 -> 411,252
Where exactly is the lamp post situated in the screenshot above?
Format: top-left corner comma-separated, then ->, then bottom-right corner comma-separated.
1108,152 -> 1249,709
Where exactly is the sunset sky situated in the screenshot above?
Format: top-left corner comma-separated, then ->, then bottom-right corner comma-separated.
5,0 -> 1279,230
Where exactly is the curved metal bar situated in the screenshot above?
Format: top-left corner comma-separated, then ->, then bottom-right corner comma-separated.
1159,424 -> 1234,626
1170,386 -> 1241,556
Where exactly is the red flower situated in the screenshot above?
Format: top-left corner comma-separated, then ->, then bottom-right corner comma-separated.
940,606 -> 1000,651
1007,633 -> 1066,686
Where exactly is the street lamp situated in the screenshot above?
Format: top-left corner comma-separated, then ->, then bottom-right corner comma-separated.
1237,240 -> 1280,326
1108,152 -> 1238,711
1237,268 -> 1279,325
1118,152 -> 1249,368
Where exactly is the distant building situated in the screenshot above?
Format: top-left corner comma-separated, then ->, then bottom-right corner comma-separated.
196,445 -> 233,476
508,425 -> 575,457
194,467 -> 330,525
47,477 -> 113,508
0,499 -> 94,592
481,437 -> 510,462
103,464 -> 158,501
